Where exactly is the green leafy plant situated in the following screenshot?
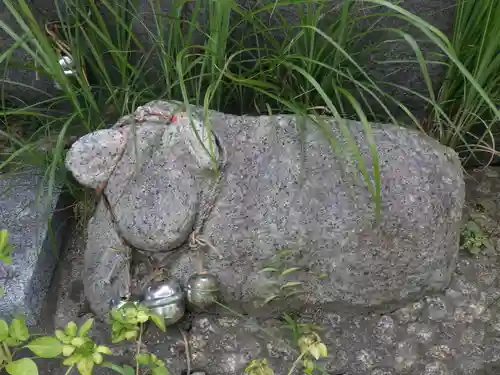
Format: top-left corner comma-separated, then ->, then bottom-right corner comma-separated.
0,229 -> 14,265
135,352 -> 169,375
103,352 -> 169,375
258,250 -> 304,306
107,303 -> 168,374
0,229 -> 14,296
296,332 -> 328,374
109,302 -> 165,343
245,314 -> 328,375
427,0 -> 500,164
0,317 -> 32,374
460,219 -> 493,255
52,319 -> 112,375
282,314 -> 327,374
245,358 -> 275,375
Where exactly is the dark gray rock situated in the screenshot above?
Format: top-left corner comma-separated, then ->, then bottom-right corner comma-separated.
65,100 -> 465,320
0,169 -> 73,325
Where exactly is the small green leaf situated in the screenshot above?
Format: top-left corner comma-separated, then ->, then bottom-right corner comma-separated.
71,337 -> 86,348
112,331 -> 127,344
0,286 -> 4,297
152,366 -> 169,375
102,363 -> 135,375
317,343 -> 328,357
124,330 -> 138,340
137,305 -> 150,314
259,267 -> 278,273
110,309 -> 122,321
78,318 -> 94,337
26,336 -> 63,358
111,321 -> 123,333
284,290 -> 303,298
282,313 -> 295,326
483,238 -> 494,250
62,345 -> 75,357
96,345 -> 112,355
280,267 -> 300,276
155,358 -> 165,367
55,329 -> 70,344
65,322 -> 78,337
303,359 -> 314,374
1,255 -> 12,265
136,353 -> 150,365
92,352 -> 103,364
123,365 -> 136,375
63,353 -> 83,366
149,313 -> 166,332
6,358 -> 39,375
77,357 -> 94,375
4,337 -> 20,347
309,345 -> 320,360
261,295 -> 278,306
10,317 -> 29,342
468,245 -> 482,255
0,320 -> 9,341
124,308 -> 137,319
0,230 -> 9,250
280,281 -> 303,289
137,311 -> 149,323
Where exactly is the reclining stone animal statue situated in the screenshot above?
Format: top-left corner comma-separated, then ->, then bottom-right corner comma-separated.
65,100 -> 465,321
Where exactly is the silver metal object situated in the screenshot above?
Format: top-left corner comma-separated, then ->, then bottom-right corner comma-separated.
142,280 -> 185,326
59,55 -> 76,76
186,273 -> 220,311
54,55 -> 76,89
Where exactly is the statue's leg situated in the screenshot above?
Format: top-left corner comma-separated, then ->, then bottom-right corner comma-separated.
84,200 -> 132,319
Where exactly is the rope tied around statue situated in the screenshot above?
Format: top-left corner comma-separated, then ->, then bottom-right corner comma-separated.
96,104 -> 226,301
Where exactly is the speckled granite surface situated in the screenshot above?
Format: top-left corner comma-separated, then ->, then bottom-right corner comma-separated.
33,167 -> 500,375
65,101 -> 465,321
0,169 -> 73,325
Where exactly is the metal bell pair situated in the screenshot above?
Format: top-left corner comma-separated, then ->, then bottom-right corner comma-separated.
141,273 -> 220,326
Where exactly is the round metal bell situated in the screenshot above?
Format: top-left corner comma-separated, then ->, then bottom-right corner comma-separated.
142,280 -> 185,326
186,273 -> 220,311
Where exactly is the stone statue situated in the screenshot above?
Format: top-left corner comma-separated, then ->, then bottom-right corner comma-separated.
65,100 -> 465,321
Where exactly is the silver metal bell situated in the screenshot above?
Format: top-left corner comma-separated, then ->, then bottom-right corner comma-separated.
54,55 -> 77,89
142,280 -> 185,326
186,273 -> 220,311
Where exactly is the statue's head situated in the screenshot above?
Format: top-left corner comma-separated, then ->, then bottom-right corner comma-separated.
65,101 -> 222,252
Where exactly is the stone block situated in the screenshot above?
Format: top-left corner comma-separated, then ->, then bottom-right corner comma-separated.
0,169 -> 73,325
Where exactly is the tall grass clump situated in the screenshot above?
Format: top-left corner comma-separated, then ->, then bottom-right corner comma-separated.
424,0 -> 500,164
0,0 -> 401,211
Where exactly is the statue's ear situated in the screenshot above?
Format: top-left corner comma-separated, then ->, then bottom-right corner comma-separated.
65,128 -> 127,188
